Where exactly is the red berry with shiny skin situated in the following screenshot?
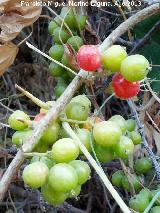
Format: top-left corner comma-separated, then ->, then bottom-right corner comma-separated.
77,45 -> 101,72
112,73 -> 140,99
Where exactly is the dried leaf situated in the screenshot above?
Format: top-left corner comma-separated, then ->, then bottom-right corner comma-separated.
0,42 -> 19,75
153,129 -> 160,156
0,0 -> 42,42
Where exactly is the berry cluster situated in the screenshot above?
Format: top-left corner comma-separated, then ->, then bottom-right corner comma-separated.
76,45 -> 150,99
48,7 -> 86,97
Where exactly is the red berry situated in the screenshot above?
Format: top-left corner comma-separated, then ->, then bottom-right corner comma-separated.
77,45 -> 101,72
112,73 -> 140,99
34,112 -> 46,122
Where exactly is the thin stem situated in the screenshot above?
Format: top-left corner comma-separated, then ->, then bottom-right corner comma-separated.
24,151 -> 51,158
143,190 -> 160,213
15,84 -> 48,109
62,122 -> 131,213
60,117 -> 88,124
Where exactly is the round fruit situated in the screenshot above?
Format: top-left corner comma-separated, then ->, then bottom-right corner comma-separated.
65,102 -> 89,121
122,175 -> 142,192
101,45 -> 127,72
12,130 -> 32,146
115,136 -> 134,158
48,20 -> 58,35
49,44 -> 64,61
31,156 -> 55,169
60,7 -> 76,29
34,112 -> 46,122
128,131 -> 142,145
55,82 -> 67,97
129,194 -> 150,213
48,62 -> 65,77
112,73 -> 140,99
69,160 -> 91,185
41,122 -> 60,145
22,162 -> 49,189
126,119 -> 136,132
53,27 -> 70,44
51,138 -> 79,163
120,54 -> 150,82
76,128 -> 91,153
8,110 -> 30,131
71,95 -> 91,111
139,188 -> 152,201
111,170 -> 124,187
41,184 -> 68,205
67,36 -> 83,51
83,116 -> 103,131
109,115 -> 126,134
134,157 -> 152,174
68,185 -> 81,198
33,139 -> 49,153
93,121 -> 122,147
77,45 -> 101,72
77,15 -> 86,30
48,163 -> 78,192
150,206 -> 160,213
94,144 -> 115,163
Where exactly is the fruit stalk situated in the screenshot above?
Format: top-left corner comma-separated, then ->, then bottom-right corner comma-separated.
127,99 -> 160,180
62,122 -> 131,213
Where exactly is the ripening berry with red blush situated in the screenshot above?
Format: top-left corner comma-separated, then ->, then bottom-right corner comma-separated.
76,45 -> 101,72
112,73 -> 140,99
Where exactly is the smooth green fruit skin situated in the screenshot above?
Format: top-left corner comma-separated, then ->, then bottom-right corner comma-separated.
150,206 -> 160,213
55,83 -> 67,97
49,62 -> 65,77
94,144 -> 115,163
33,139 -> 49,153
122,175 -> 141,192
66,102 -> 89,121
93,121 -> 122,147
67,36 -> 83,51
48,20 -> 58,35
120,54 -> 150,82
109,115 -> 127,134
49,45 -> 64,61
22,162 -> 49,189
31,156 -> 55,169
76,128 -> 91,153
69,160 -> 91,185
8,110 -> 30,131
12,130 -> 32,146
48,163 -> 78,192
134,157 -> 152,174
129,131 -> 142,145
129,194 -> 150,213
126,119 -> 136,132
77,15 -> 86,30
52,138 -> 79,163
41,122 -> 60,145
102,45 -> 127,72
71,95 -> 91,111
68,185 -> 81,198
139,188 -> 153,201
53,27 -> 70,44
41,184 -> 67,205
60,7 -> 76,29
111,170 -> 124,187
115,136 -> 134,159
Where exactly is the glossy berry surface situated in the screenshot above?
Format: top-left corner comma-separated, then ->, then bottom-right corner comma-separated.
67,36 -> 83,51
70,95 -> 91,111
69,160 -> 91,185
101,45 -> 127,72
129,194 -> 150,213
134,157 -> 152,174
112,73 -> 140,99
8,110 -> 30,131
48,163 -> 78,193
109,115 -> 126,134
12,130 -> 32,146
93,121 -> 122,147
49,45 -> 64,61
76,128 -> 91,153
111,170 -> 124,187
128,131 -> 142,145
51,138 -> 79,163
48,62 -> 65,77
22,162 -> 49,189
68,185 -> 81,198
122,175 -> 142,192
120,54 -> 149,82
53,27 -> 70,44
126,119 -> 136,132
77,45 -> 101,72
94,144 -> 115,163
